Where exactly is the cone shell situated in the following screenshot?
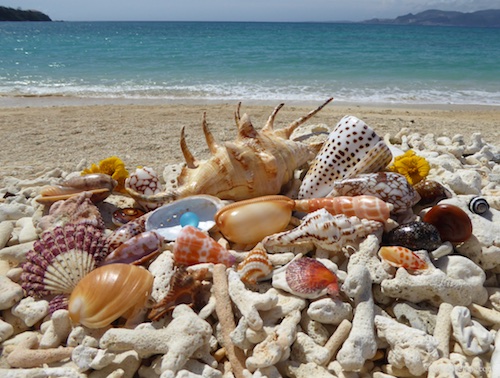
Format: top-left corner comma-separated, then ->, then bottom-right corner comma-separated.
378,246 -> 428,270
237,243 -> 273,284
286,257 -> 338,297
299,115 -> 392,199
68,264 -> 154,329
215,195 -> 294,245
20,223 -> 109,297
326,172 -> 421,213
173,226 -> 235,267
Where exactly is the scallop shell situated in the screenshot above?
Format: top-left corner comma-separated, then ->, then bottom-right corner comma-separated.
423,204 -> 472,243
173,226 -> 235,267
299,115 -> 392,199
326,172 -> 421,213
215,195 -> 294,245
263,208 -> 383,253
68,263 -> 154,329
468,197 -> 490,215
378,246 -> 428,270
20,223 -> 109,297
237,243 -> 273,284
286,257 -> 338,297
146,195 -> 223,241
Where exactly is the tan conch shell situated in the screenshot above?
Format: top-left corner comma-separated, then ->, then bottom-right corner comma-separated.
68,264 -> 153,329
125,98 -> 333,205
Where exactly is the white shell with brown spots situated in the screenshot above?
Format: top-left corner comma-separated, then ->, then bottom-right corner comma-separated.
298,115 -> 392,199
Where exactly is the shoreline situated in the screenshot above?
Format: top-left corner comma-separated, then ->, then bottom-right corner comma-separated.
1,99 -> 499,184
1,95 -> 499,110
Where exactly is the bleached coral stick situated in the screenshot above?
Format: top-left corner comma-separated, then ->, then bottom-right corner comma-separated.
433,302 -> 453,358
213,264 -> 246,378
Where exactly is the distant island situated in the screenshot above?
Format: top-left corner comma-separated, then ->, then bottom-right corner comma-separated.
363,9 -> 500,27
0,6 -> 51,21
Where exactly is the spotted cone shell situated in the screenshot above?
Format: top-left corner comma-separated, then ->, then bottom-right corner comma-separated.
299,115 -> 392,199
20,223 -> 109,297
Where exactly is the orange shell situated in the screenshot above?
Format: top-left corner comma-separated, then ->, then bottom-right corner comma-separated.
286,257 -> 338,297
173,226 -> 235,267
68,264 -> 154,328
378,246 -> 428,270
215,195 -> 294,245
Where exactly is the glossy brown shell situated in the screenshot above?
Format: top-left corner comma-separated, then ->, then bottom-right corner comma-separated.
423,204 -> 473,243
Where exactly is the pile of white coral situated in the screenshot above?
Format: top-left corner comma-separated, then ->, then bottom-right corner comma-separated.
0,127 -> 499,378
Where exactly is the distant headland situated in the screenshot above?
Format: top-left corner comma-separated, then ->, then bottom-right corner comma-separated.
0,6 -> 51,21
363,9 -> 500,28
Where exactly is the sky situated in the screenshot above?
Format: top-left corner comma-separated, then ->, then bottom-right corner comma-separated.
2,0 -> 499,22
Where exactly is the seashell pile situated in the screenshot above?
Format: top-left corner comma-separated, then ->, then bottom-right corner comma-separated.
1,100 -> 500,377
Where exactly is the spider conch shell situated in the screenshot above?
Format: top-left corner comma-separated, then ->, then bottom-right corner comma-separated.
125,98 -> 333,205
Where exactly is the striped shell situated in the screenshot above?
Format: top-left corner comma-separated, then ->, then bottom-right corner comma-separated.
469,197 -> 490,215
326,172 -> 421,213
106,213 -> 149,251
68,263 -> 154,328
378,246 -> 428,270
294,195 -> 393,223
299,115 -> 392,199
286,257 -> 339,297
263,208 -> 383,253
20,223 -> 109,297
37,173 -> 117,205
173,226 -> 235,267
237,243 -> 273,284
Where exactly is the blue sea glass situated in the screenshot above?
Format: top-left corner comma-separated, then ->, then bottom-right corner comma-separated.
180,212 -> 200,228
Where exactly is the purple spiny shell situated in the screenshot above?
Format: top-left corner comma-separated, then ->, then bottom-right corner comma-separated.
21,223 -> 109,298
384,221 -> 442,251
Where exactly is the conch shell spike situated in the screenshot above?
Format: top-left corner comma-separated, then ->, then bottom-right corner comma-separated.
278,97 -> 334,139
202,112 -> 219,155
237,113 -> 258,139
234,102 -> 242,125
180,125 -> 198,168
262,103 -> 285,133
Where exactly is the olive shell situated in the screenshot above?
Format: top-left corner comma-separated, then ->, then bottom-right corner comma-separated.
384,221 -> 442,251
423,204 -> 472,243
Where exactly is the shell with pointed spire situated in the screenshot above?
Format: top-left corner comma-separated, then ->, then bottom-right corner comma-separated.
326,172 -> 421,214
125,98 -> 333,205
237,243 -> 273,284
20,223 -> 109,298
263,208 -> 383,253
125,167 -> 163,211
298,115 -> 392,199
173,226 -> 235,266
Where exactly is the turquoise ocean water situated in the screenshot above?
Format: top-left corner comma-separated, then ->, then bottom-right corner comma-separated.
0,21 -> 499,105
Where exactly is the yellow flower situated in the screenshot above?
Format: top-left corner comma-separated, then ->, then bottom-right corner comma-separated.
388,150 -> 430,185
81,156 -> 129,193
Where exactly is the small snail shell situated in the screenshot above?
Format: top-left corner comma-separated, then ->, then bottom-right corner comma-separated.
469,197 -> 489,215
112,208 -> 146,226
68,264 -> 153,328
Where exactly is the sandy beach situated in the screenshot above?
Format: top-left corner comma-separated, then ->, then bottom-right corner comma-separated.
1,99 -> 499,183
